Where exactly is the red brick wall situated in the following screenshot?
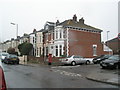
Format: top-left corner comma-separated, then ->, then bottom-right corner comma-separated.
28,56 -> 44,62
28,55 -> 64,64
106,38 -> 120,54
68,30 -> 109,58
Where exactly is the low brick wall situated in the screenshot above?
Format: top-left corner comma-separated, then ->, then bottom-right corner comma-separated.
27,56 -> 65,65
27,56 -> 44,63
52,57 -> 64,62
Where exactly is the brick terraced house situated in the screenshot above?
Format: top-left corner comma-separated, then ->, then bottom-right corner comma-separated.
43,15 -> 110,58
0,15 -> 111,59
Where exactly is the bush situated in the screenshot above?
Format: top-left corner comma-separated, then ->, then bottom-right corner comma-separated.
18,42 -> 33,55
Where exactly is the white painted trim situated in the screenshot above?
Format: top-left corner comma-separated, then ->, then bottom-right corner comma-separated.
67,28 -> 69,57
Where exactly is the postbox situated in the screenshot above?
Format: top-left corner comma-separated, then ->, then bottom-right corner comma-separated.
48,54 -> 52,65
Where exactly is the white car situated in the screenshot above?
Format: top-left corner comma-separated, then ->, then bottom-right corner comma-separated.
60,55 -> 90,66
0,52 -> 9,62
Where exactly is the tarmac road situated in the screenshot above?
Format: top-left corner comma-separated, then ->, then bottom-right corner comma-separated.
1,62 -> 119,88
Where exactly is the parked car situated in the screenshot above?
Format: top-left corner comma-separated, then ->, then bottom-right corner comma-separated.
60,55 -> 90,66
4,54 -> 19,64
92,54 -> 111,64
100,55 -> 120,69
0,52 -> 9,63
0,66 -> 7,90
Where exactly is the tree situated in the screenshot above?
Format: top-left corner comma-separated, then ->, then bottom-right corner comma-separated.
7,47 -> 18,55
18,42 -> 33,55
18,43 -> 24,55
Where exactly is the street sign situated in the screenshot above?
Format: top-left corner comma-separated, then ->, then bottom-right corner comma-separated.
118,33 -> 120,40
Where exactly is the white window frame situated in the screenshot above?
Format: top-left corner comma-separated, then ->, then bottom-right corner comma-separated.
56,30 -> 58,39
93,45 -> 97,56
59,45 -> 62,56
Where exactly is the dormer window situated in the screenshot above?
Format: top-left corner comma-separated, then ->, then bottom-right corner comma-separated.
45,25 -> 49,30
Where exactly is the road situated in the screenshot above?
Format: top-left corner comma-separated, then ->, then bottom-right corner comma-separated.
1,62 -> 119,88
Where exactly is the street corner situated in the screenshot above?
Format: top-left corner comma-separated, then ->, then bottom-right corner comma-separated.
86,71 -> 120,86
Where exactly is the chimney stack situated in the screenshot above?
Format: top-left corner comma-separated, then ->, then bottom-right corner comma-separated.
73,14 -> 77,21
56,20 -> 60,25
79,17 -> 84,24
33,29 -> 37,33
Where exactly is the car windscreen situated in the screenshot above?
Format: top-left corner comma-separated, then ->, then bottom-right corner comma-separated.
1,54 -> 8,56
108,55 -> 119,60
9,55 -> 17,58
102,55 -> 111,58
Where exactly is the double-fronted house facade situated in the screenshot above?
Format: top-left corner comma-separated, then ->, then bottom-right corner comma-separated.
43,15 -> 110,58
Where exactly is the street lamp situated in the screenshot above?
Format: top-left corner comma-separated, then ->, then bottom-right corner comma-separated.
10,22 -> 18,39
107,31 -> 110,55
10,22 -> 19,53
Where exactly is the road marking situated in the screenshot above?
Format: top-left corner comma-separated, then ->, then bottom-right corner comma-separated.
53,69 -> 82,77
51,65 -> 80,69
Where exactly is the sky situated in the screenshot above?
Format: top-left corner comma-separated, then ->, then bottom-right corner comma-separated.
0,0 -> 119,42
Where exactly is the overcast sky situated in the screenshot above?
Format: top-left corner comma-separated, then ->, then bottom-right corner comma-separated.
0,0 -> 119,42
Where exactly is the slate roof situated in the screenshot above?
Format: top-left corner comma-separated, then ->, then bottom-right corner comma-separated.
106,37 -> 119,43
58,19 -> 102,32
47,21 -> 55,25
37,29 -> 44,32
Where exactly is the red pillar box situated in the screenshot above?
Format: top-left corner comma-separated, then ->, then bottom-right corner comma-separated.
48,54 -> 52,65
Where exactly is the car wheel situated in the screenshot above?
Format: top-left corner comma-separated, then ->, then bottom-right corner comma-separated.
6,61 -> 9,64
1,60 -> 4,63
96,61 -> 99,64
71,61 -> 76,66
86,60 -> 90,65
101,66 -> 106,69
93,62 -> 97,64
17,62 -> 19,64
115,64 -> 119,69
118,65 -> 120,69
3,61 -> 6,63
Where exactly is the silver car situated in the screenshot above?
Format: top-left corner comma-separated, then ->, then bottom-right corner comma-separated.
61,55 -> 90,66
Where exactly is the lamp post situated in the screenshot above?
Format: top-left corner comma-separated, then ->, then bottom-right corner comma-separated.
10,22 -> 18,39
10,22 -> 18,53
107,31 -> 110,55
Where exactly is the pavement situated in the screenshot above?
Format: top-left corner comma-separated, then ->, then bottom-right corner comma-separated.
86,69 -> 120,86
20,61 -> 120,86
